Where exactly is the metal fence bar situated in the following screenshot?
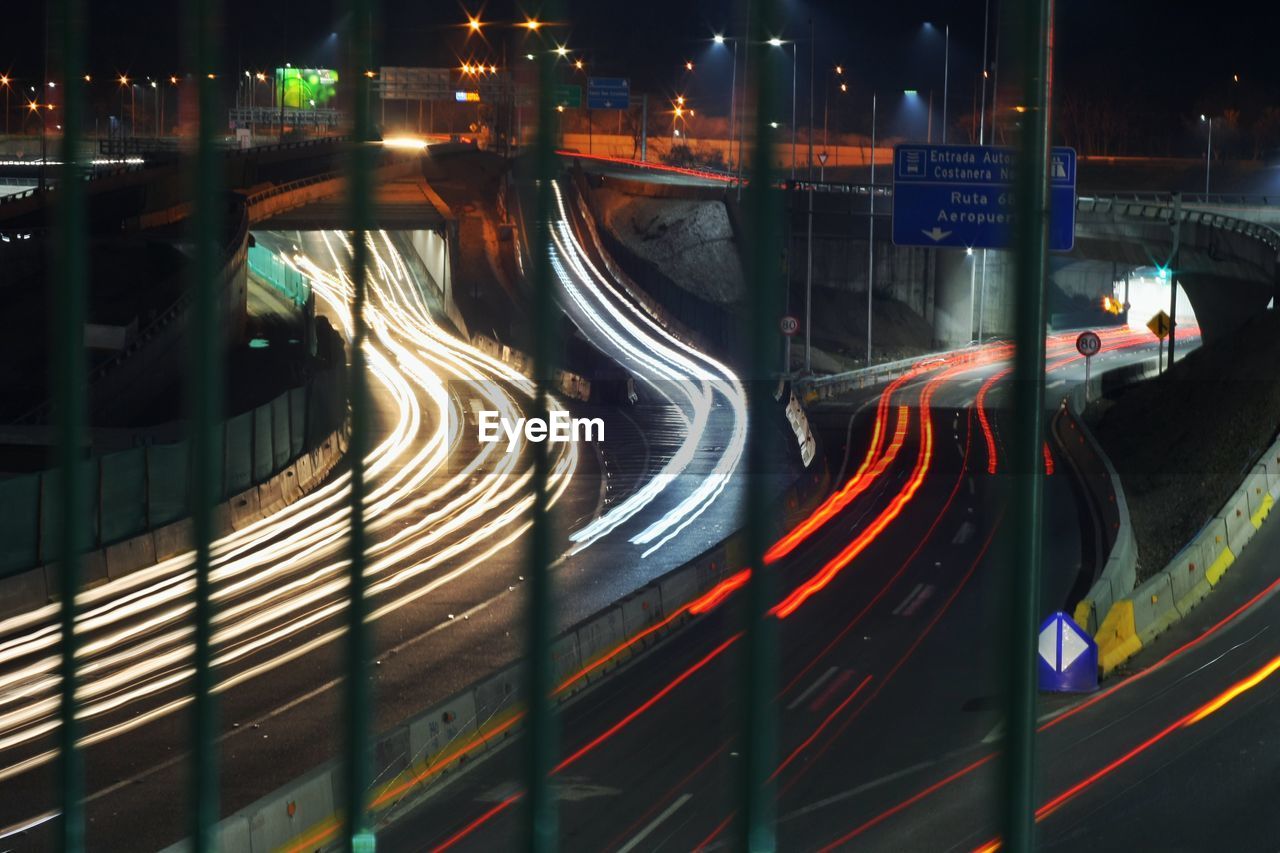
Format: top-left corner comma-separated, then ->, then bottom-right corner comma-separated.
1003,0 -> 1055,849
524,6 -> 563,850
739,0 -> 783,849
187,0 -> 225,846
53,1 -> 87,848
343,0 -> 375,849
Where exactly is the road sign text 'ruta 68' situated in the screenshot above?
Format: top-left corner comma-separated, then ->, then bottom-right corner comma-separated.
891,143 -> 1076,252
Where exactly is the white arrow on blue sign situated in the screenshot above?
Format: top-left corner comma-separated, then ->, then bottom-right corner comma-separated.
891,144 -> 1077,252
1037,611 -> 1098,693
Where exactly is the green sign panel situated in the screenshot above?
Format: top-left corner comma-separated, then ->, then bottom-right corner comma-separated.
553,84 -> 581,109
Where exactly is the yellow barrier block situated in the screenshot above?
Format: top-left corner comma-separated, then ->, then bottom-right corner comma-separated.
1204,546 -> 1236,586
1251,492 -> 1273,529
1072,599 -> 1094,634
1095,599 -> 1142,676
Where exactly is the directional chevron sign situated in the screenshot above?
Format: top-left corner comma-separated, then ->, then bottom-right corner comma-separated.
891,143 -> 1076,251
1037,611 -> 1098,693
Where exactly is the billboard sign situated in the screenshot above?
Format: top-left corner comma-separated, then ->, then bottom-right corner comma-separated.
276,67 -> 339,108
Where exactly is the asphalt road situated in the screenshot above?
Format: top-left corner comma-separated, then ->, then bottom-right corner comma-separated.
375,327 -> 1221,853
0,218 -> 762,850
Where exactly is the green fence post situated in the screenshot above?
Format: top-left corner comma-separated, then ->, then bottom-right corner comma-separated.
343,1 -> 375,850
1003,0 -> 1055,849
524,5 -> 563,850
53,0 -> 87,848
739,0 -> 783,849
187,0 -> 226,846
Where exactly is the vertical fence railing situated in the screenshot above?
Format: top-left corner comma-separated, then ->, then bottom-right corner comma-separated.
524,4 -> 564,850
739,0 -> 783,849
1003,0 -> 1055,849
343,1 -> 375,850
52,1 -> 87,849
187,0 -> 225,847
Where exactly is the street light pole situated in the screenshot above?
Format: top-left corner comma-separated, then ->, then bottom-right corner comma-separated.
790,42 -> 797,179
942,24 -> 950,142
1202,115 -> 1214,195
867,91 -> 876,364
807,18 -> 814,180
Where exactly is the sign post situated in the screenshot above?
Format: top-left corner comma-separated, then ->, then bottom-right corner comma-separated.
1147,310 -> 1171,374
891,144 -> 1077,251
1075,330 -> 1101,401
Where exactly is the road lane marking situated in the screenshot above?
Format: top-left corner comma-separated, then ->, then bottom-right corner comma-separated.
776,760 -> 936,824
809,669 -> 856,713
952,521 -> 974,545
891,584 -> 925,616
616,793 -> 692,853
901,585 -> 935,617
787,666 -> 840,711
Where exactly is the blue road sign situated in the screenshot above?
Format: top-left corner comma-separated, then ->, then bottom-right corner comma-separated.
1037,611 -> 1098,693
587,76 -> 630,110
891,144 -> 1076,251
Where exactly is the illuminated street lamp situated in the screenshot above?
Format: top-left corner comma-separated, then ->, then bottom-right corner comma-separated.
711,33 -> 741,187
1201,114 -> 1215,195
768,37 -> 797,178
0,75 -> 10,135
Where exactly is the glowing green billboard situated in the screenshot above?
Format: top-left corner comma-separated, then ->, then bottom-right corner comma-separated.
275,67 -> 338,108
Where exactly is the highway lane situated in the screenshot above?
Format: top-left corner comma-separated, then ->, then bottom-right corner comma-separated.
376,329 -> 1195,851
0,219 -> 755,850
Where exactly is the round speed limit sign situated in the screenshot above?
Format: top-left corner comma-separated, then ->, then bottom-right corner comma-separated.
1075,330 -> 1101,357
780,315 -> 800,336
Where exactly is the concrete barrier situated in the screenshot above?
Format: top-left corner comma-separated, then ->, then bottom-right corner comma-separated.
1131,572 -> 1179,645
247,767 -> 336,853
1198,517 -> 1234,586
1219,488 -> 1255,555
1244,464 -> 1273,528
1167,537 -> 1212,617
619,585 -> 666,639
408,691 -> 479,766
153,518 -> 194,562
103,534 -> 157,579
574,607 -> 626,681
1266,439 -> 1280,499
1092,436 -> 1278,675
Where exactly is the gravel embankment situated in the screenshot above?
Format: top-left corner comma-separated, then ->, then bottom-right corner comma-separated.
1087,310 -> 1280,580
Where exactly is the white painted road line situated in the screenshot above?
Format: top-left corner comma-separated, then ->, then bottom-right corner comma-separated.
901,585 -> 935,617
786,666 -> 840,711
952,521 -> 974,545
892,583 -> 925,616
616,793 -> 692,853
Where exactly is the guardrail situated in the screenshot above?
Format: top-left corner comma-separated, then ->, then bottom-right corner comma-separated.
1077,194 -> 1280,252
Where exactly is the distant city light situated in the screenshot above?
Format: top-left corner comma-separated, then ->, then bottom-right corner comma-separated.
685,61 -> 694,70
467,15 -> 483,32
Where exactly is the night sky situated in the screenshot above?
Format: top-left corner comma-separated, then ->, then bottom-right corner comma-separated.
4,1 -> 1275,152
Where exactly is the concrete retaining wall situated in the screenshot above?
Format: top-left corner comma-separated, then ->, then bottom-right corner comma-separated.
0,372 -> 348,618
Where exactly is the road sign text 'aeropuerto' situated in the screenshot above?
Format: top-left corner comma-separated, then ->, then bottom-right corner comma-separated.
892,144 -> 1076,251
